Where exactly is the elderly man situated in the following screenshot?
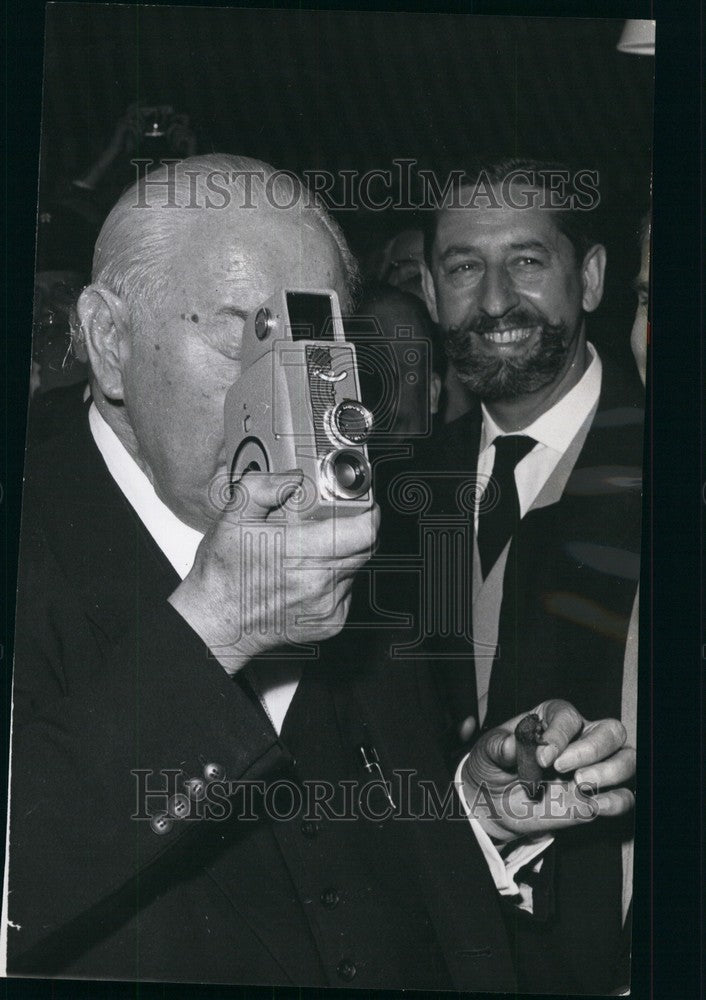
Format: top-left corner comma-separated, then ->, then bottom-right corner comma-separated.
419,158 -> 643,993
5,155 -> 633,991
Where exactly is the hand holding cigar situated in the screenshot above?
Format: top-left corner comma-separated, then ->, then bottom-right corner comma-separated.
461,700 -> 635,841
514,712 -> 548,799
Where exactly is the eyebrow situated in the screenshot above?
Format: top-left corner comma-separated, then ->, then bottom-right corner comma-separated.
438,239 -> 551,262
215,305 -> 250,321
632,279 -> 650,295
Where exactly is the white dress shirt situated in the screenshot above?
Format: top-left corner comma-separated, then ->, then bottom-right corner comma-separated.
476,343 -> 602,526
473,343 -> 602,723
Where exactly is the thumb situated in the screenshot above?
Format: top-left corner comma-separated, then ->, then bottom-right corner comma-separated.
482,729 -> 516,771
226,469 -> 304,522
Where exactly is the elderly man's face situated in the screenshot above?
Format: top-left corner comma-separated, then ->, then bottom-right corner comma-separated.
424,187 -> 603,401
119,207 -> 346,530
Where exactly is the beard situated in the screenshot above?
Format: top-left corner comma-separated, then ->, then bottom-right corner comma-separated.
444,309 -> 574,401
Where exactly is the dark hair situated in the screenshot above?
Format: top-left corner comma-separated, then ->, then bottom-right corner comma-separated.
422,157 -> 603,267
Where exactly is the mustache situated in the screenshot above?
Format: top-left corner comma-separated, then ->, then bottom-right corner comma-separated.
450,309 -> 553,338
444,316 -> 571,399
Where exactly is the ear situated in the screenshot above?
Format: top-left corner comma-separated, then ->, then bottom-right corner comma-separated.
421,263 -> 439,324
580,244 -> 607,314
76,286 -> 131,400
429,372 -> 442,416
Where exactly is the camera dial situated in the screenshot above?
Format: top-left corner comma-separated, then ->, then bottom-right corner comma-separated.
324,399 -> 373,446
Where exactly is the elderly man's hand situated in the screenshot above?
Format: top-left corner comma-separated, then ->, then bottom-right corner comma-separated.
168,470 -> 379,674
462,699 -> 635,843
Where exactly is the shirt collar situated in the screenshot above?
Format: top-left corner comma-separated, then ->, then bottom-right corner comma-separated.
480,342 -> 602,454
88,402 -> 204,580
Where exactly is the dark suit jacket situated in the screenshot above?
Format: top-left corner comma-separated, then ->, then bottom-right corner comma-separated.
6,401 -> 515,991
392,350 -> 644,994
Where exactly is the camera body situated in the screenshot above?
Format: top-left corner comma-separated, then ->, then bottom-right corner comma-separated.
225,290 -> 373,518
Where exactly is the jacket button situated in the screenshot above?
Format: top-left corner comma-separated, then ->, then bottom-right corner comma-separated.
150,811 -> 174,836
184,777 -> 207,800
320,887 -> 339,909
167,793 -> 190,819
300,820 -> 320,838
203,762 -> 225,782
337,958 -> 356,981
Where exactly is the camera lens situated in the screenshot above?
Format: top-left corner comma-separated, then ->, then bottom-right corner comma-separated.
324,399 -> 373,446
320,449 -> 371,500
334,454 -> 364,490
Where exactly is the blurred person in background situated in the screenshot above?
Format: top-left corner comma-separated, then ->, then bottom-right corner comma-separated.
37,104 -> 198,280
383,227 -> 427,298
27,271 -> 89,444
347,284 -> 445,554
630,212 -> 650,387
350,283 -> 444,439
367,227 -> 474,424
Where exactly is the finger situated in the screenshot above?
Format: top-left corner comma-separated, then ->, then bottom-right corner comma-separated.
229,470 -> 304,521
483,729 -> 516,771
591,788 -> 635,817
553,718 -> 627,774
306,505 -> 380,559
336,503 -> 380,546
503,779 -> 600,830
535,700 -> 584,768
299,553 -> 371,573
462,729 -> 516,792
574,747 -> 635,790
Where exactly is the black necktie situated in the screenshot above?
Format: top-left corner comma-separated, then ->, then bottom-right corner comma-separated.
477,434 -> 536,579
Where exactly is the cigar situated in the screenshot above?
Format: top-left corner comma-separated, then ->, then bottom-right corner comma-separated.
514,713 -> 547,800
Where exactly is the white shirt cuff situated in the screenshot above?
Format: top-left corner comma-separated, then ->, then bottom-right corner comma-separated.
454,754 -> 554,906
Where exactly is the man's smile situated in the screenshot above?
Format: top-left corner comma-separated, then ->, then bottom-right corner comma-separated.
478,325 -> 541,346
466,324 -> 544,357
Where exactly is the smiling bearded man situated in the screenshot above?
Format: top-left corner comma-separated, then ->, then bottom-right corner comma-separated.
424,161 -> 606,421
418,159 -> 644,995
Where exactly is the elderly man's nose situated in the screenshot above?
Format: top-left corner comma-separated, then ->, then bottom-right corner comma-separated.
478,266 -> 519,317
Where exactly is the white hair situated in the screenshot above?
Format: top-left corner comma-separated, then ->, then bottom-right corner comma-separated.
89,153 -> 360,329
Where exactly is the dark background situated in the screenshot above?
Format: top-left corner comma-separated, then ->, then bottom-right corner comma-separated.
38,4 -> 656,367
40,5 -> 654,248
30,1 -> 658,400
2,2 -> 703,1000
42,6 -> 654,185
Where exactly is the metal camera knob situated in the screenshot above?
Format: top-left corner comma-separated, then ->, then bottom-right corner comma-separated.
324,399 -> 373,446
255,307 -> 273,341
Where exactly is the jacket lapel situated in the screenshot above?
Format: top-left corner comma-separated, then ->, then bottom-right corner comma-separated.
32,404 -> 183,644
